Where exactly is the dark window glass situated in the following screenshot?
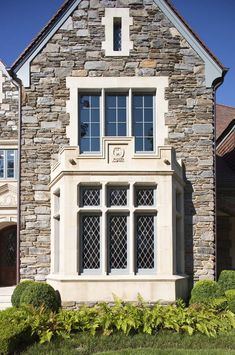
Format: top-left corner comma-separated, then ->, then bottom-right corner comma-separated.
79,95 -> 100,153
0,150 -> 16,179
109,215 -> 127,270
113,17 -> 122,51
106,94 -> 127,136
133,94 -> 154,152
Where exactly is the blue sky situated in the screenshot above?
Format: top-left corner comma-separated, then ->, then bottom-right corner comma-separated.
0,0 -> 234,106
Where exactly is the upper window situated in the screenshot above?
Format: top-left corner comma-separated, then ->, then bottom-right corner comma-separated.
78,91 -> 155,154
0,150 -> 17,179
102,8 -> 133,56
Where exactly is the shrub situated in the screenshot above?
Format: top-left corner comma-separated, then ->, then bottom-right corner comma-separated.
225,289 -> 235,313
189,280 -> 219,305
11,280 -> 34,307
0,307 -> 34,354
20,282 -> 61,312
218,270 -> 235,293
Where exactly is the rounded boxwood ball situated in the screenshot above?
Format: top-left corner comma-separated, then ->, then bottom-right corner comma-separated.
189,280 -> 219,305
218,270 -> 235,293
20,282 -> 61,312
11,280 -> 34,308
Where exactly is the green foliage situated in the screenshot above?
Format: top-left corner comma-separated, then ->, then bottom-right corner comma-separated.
218,270 -> 235,293
20,282 -> 61,312
0,307 -> 34,354
11,280 -> 34,307
225,289 -> 235,314
189,280 -> 220,305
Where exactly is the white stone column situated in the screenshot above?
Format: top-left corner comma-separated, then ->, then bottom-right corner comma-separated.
60,176 -> 78,275
157,175 -> 174,275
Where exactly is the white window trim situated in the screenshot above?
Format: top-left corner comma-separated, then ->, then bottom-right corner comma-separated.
66,76 -> 169,153
102,8 -> 133,56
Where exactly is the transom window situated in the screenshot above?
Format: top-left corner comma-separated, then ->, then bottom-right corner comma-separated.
0,150 -> 17,179
79,91 -> 155,154
79,184 -> 157,275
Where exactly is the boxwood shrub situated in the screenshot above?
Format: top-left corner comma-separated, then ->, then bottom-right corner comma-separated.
218,270 -> 235,293
189,280 -> 219,305
225,289 -> 235,313
0,307 -> 34,354
11,280 -> 34,308
20,282 -> 61,312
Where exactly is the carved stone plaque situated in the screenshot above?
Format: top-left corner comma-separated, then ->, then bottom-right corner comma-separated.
112,147 -> 125,163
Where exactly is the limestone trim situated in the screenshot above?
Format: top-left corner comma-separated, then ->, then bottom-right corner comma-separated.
66,76 -> 169,149
102,8 -> 133,56
0,184 -> 17,208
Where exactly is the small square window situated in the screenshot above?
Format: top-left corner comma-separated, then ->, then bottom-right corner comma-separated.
108,186 -> 128,206
80,186 -> 101,207
136,187 -> 155,207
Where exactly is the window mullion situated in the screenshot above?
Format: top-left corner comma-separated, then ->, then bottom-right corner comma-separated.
4,150 -> 6,179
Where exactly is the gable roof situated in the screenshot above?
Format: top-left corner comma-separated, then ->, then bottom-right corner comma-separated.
216,104 -> 235,139
11,0 -> 227,87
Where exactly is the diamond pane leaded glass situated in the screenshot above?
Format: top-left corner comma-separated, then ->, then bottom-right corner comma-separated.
109,215 -> 127,270
136,215 -> 154,269
136,188 -> 154,206
109,187 -> 127,206
81,215 -> 100,269
81,187 -> 100,207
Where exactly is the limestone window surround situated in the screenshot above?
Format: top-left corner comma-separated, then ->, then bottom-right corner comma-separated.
66,76 -> 169,153
102,8 -> 133,56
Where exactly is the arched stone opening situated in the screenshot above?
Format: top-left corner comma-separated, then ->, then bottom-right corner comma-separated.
0,223 -> 17,286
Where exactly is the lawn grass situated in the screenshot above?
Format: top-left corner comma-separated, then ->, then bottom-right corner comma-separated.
23,330 -> 235,355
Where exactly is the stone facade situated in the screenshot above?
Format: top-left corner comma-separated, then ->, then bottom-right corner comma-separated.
17,0 -> 217,287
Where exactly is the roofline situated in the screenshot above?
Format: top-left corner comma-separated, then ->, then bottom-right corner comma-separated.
11,0 -> 78,71
11,0 -> 227,87
216,119 -> 235,147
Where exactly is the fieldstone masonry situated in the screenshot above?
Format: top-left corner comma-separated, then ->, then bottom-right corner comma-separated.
0,67 -> 18,140
19,0 -> 215,283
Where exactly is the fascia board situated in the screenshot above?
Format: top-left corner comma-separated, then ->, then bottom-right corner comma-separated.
154,0 -> 223,87
14,0 -> 82,87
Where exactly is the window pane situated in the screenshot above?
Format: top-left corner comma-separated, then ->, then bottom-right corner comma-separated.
136,215 -> 154,270
0,151 -> 4,178
113,17 -> 122,51
7,151 -> 15,178
106,94 -> 127,137
109,215 -> 127,270
133,94 -> 154,152
79,95 -> 100,153
81,187 -> 100,207
136,188 -> 154,206
109,187 -> 127,206
81,215 -> 100,270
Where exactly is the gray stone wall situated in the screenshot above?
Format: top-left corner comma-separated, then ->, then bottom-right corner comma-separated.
20,0 -> 215,282
0,69 -> 18,140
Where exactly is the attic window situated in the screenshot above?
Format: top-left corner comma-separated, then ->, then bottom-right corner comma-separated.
102,8 -> 133,56
113,18 -> 122,51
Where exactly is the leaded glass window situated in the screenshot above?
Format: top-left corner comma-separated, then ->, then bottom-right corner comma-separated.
0,150 -> 17,179
79,95 -> 100,153
106,94 -> 127,136
109,214 -> 128,271
108,187 -> 127,206
81,187 -> 100,207
81,215 -> 101,270
136,215 -> 155,270
133,94 -> 154,152
113,17 -> 122,51
136,187 -> 155,206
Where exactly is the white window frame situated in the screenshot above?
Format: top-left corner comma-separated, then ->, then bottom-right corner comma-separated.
66,77 -> 169,154
0,149 -> 18,180
102,8 -> 133,56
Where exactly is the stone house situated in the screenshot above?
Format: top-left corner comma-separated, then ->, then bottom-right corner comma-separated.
0,0 -> 228,304
216,104 -> 235,275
